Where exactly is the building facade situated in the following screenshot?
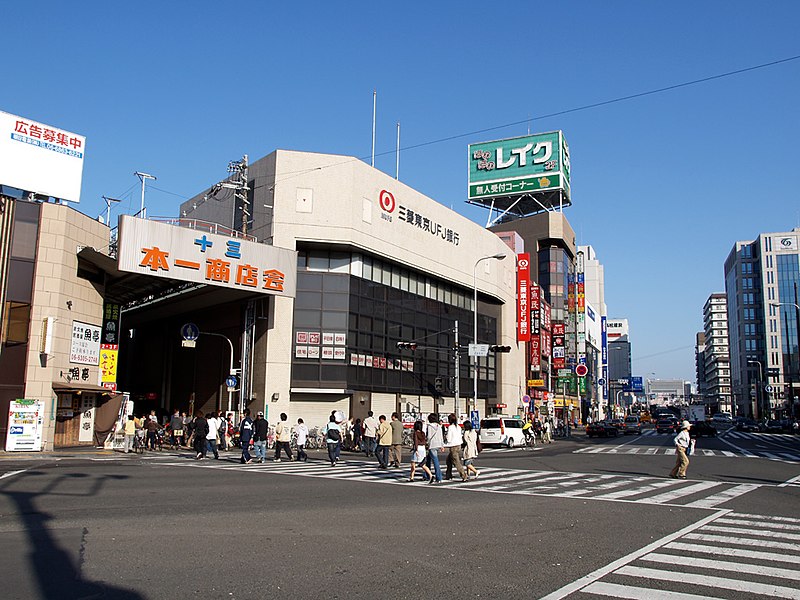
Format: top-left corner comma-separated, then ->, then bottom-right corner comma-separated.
701,293 -> 731,414
724,228 -> 800,419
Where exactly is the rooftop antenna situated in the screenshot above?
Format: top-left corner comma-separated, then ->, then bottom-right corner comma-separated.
102,196 -> 121,227
371,89 -> 377,167
134,172 -> 156,218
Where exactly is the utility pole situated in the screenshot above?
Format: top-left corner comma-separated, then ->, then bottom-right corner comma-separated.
205,156 -> 250,235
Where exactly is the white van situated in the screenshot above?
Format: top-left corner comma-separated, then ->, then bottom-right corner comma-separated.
479,416 -> 526,448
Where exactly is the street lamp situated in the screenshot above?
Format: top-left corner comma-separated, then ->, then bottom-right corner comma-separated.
615,389 -> 624,418
473,253 -> 507,413
771,301 -> 800,420
747,359 -> 763,420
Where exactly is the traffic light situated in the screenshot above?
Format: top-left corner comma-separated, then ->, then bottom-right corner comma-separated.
434,376 -> 444,393
489,345 -> 511,353
396,342 -> 417,351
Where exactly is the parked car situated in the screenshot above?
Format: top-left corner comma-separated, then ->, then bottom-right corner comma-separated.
735,418 -> 761,433
479,416 -> 526,448
690,421 -> 717,438
763,419 -> 785,434
623,415 -> 642,435
656,418 -> 678,434
586,421 -> 619,438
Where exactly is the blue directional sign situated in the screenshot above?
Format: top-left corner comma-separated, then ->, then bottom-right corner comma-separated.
225,375 -> 238,388
181,322 -> 200,341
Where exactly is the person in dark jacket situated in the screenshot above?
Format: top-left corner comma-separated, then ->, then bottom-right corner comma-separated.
239,409 -> 254,464
193,411 -> 208,459
252,411 -> 269,463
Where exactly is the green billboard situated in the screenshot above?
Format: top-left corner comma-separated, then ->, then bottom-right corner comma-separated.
468,131 -> 570,201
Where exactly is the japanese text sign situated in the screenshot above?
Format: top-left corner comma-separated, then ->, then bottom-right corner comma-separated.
0,110 -> 85,202
517,253 -> 531,342
117,216 -> 297,297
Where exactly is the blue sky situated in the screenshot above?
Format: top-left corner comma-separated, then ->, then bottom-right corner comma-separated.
2,2 -> 799,382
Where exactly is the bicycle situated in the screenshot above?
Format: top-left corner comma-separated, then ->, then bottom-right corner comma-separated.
305,428 -> 320,450
402,428 -> 414,448
132,431 -> 146,454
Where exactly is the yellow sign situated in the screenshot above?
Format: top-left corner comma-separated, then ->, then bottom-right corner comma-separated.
99,347 -> 118,383
528,379 -> 545,387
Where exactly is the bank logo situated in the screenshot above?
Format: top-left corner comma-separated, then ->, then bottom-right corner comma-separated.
778,237 -> 797,250
379,190 -> 395,213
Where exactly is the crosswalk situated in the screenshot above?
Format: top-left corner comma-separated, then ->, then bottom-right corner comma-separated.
574,443 -> 800,463
545,511 -> 800,599
723,430 -> 800,442
150,457 -> 760,508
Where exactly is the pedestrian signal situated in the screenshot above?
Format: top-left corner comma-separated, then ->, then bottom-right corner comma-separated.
434,376 -> 444,392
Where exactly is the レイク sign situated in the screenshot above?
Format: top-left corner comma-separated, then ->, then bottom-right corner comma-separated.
468,131 -> 570,201
117,216 -> 297,297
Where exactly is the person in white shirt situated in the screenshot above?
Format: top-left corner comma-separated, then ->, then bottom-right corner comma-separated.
670,420 -> 692,479
295,418 -> 309,462
274,413 -> 293,462
443,413 -> 467,482
362,411 -> 379,457
205,412 -> 220,459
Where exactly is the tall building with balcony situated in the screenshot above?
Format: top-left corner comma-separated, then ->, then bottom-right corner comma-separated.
724,228 -> 800,419
701,293 -> 731,414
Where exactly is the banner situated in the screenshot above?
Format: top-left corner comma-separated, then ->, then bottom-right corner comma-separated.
5,399 -> 44,451
516,253 -> 531,342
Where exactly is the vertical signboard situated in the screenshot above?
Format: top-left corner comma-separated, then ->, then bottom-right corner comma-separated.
100,301 -> 120,391
531,285 -> 541,336
601,316 -> 608,401
5,399 -> 44,451
516,253 -> 531,342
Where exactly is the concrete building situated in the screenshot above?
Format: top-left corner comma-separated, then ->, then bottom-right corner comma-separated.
695,331 -> 707,400
701,293 -> 731,414
724,228 -> 800,419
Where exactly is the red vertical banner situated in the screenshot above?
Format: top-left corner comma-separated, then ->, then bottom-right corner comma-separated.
530,337 -> 541,371
516,253 -> 531,342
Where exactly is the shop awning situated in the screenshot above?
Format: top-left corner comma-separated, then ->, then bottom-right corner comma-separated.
52,381 -> 117,395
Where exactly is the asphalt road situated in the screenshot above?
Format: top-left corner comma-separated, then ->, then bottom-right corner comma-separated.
1,426 -> 798,600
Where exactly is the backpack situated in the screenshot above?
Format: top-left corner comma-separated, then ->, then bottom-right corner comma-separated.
328,427 -> 341,442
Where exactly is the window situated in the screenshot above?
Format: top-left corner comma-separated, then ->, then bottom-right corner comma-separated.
2,302 -> 31,345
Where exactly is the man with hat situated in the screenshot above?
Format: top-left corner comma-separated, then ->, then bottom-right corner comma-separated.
670,420 -> 692,479
252,410 -> 269,463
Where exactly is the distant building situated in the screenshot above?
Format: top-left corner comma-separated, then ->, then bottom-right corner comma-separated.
701,293 -> 731,414
646,378 -> 690,406
695,331 -> 707,399
724,228 -> 800,419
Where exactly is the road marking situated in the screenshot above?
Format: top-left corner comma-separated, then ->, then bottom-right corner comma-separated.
614,565 -> 800,599
578,581 -> 721,599
538,509 -> 729,600
715,516 -> 800,531
0,469 -> 29,481
594,479 -> 682,500
665,541 -> 800,564
683,532 -> 800,552
641,481 -> 722,505
701,523 -> 800,541
779,474 -> 800,487
682,484 -> 761,508
641,551 -> 800,580
729,512 -> 800,523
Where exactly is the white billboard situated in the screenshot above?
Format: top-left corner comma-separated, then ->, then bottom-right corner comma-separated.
0,110 -> 86,202
117,216 -> 297,297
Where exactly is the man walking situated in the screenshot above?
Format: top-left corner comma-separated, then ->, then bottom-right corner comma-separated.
252,411 -> 268,463
375,415 -> 392,469
444,413 -> 468,482
389,412 -> 404,468
274,412 -> 293,462
239,409 -> 254,464
205,412 -> 220,459
295,418 -> 309,462
169,409 -> 183,449
362,411 -> 378,457
670,420 -> 692,479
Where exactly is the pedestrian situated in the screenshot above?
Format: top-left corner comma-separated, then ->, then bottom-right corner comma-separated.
542,419 -> 553,444
123,414 -> 136,453
205,412 -> 220,459
274,413 -> 293,462
444,414 -> 467,482
217,411 -> 228,451
352,417 -> 362,452
323,414 -> 342,466
296,418 -> 309,462
182,411 -> 193,448
362,411 -> 378,457
425,413 -> 444,484
389,412 -> 404,468
239,409 -> 254,464
169,409 -> 183,449
193,411 -> 208,459
462,420 -> 481,479
670,420 -> 692,479
145,413 -> 159,450
375,415 -> 392,469
252,411 -> 268,463
409,420 -> 432,482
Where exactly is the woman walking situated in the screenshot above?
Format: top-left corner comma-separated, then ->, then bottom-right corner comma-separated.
462,421 -> 480,479
408,421 -> 433,482
425,413 -> 444,484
